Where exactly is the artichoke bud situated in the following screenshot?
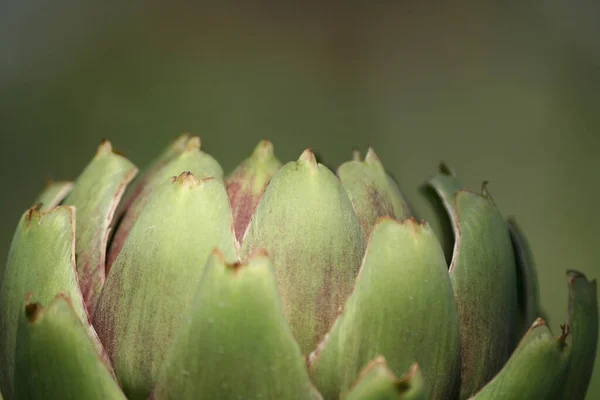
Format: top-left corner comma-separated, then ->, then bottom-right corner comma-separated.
107,135 -> 223,273
2,137 -> 598,400
94,171 -> 237,399
226,139 -> 282,243
241,148 -> 365,355
338,148 -> 412,240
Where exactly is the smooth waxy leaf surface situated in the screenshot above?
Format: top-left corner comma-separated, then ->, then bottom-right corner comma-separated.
0,206 -> 87,398
563,271 -> 598,400
94,172 -> 237,400
346,358 -> 425,400
338,148 -> 411,240
429,173 -> 518,399
226,139 -> 281,242
63,140 -> 137,313
14,295 -> 125,400
241,149 -> 365,354
153,251 -> 318,400
34,181 -> 73,211
508,218 -> 541,340
470,319 -> 571,400
107,136 -> 223,271
309,218 -> 460,400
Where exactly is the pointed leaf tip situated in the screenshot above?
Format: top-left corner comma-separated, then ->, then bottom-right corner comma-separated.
97,139 -> 113,155
352,149 -> 362,162
299,148 -> 318,167
24,302 -> 43,323
253,139 -> 275,159
338,152 -> 412,240
225,141 -> 281,243
364,148 -> 382,165
184,135 -> 201,152
172,171 -> 202,187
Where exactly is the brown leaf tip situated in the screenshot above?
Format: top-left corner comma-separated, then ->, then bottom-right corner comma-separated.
364,148 -> 382,166
24,204 -> 43,227
225,261 -> 247,272
439,162 -> 455,176
171,171 -> 200,187
481,181 -> 490,196
252,139 -> 275,160
185,136 -> 201,152
299,148 -> 318,168
559,324 -> 571,348
395,363 -> 420,393
97,139 -> 113,155
25,302 -> 43,323
532,317 -> 547,329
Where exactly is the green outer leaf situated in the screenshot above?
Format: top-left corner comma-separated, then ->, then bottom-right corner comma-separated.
346,358 -> 425,400
469,319 -> 571,400
107,135 -> 223,272
240,149 -> 365,355
309,218 -> 461,400
14,294 -> 125,400
153,250 -> 318,400
429,175 -> 518,399
0,206 -> 87,399
563,270 -> 598,400
507,218 -> 541,340
63,140 -> 137,314
337,148 -> 411,240
94,172 -> 237,400
226,139 -> 281,243
34,181 -> 74,211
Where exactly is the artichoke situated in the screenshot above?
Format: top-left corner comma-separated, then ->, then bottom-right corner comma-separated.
0,135 -> 597,400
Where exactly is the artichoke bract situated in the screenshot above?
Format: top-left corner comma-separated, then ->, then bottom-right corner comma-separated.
0,136 -> 597,400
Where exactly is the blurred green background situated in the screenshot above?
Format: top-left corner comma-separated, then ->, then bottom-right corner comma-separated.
1,2 -> 598,398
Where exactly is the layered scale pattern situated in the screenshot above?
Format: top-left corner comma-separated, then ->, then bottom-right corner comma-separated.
0,136 -> 597,400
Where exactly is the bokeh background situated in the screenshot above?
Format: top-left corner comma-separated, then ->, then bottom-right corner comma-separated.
1,1 -> 599,398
